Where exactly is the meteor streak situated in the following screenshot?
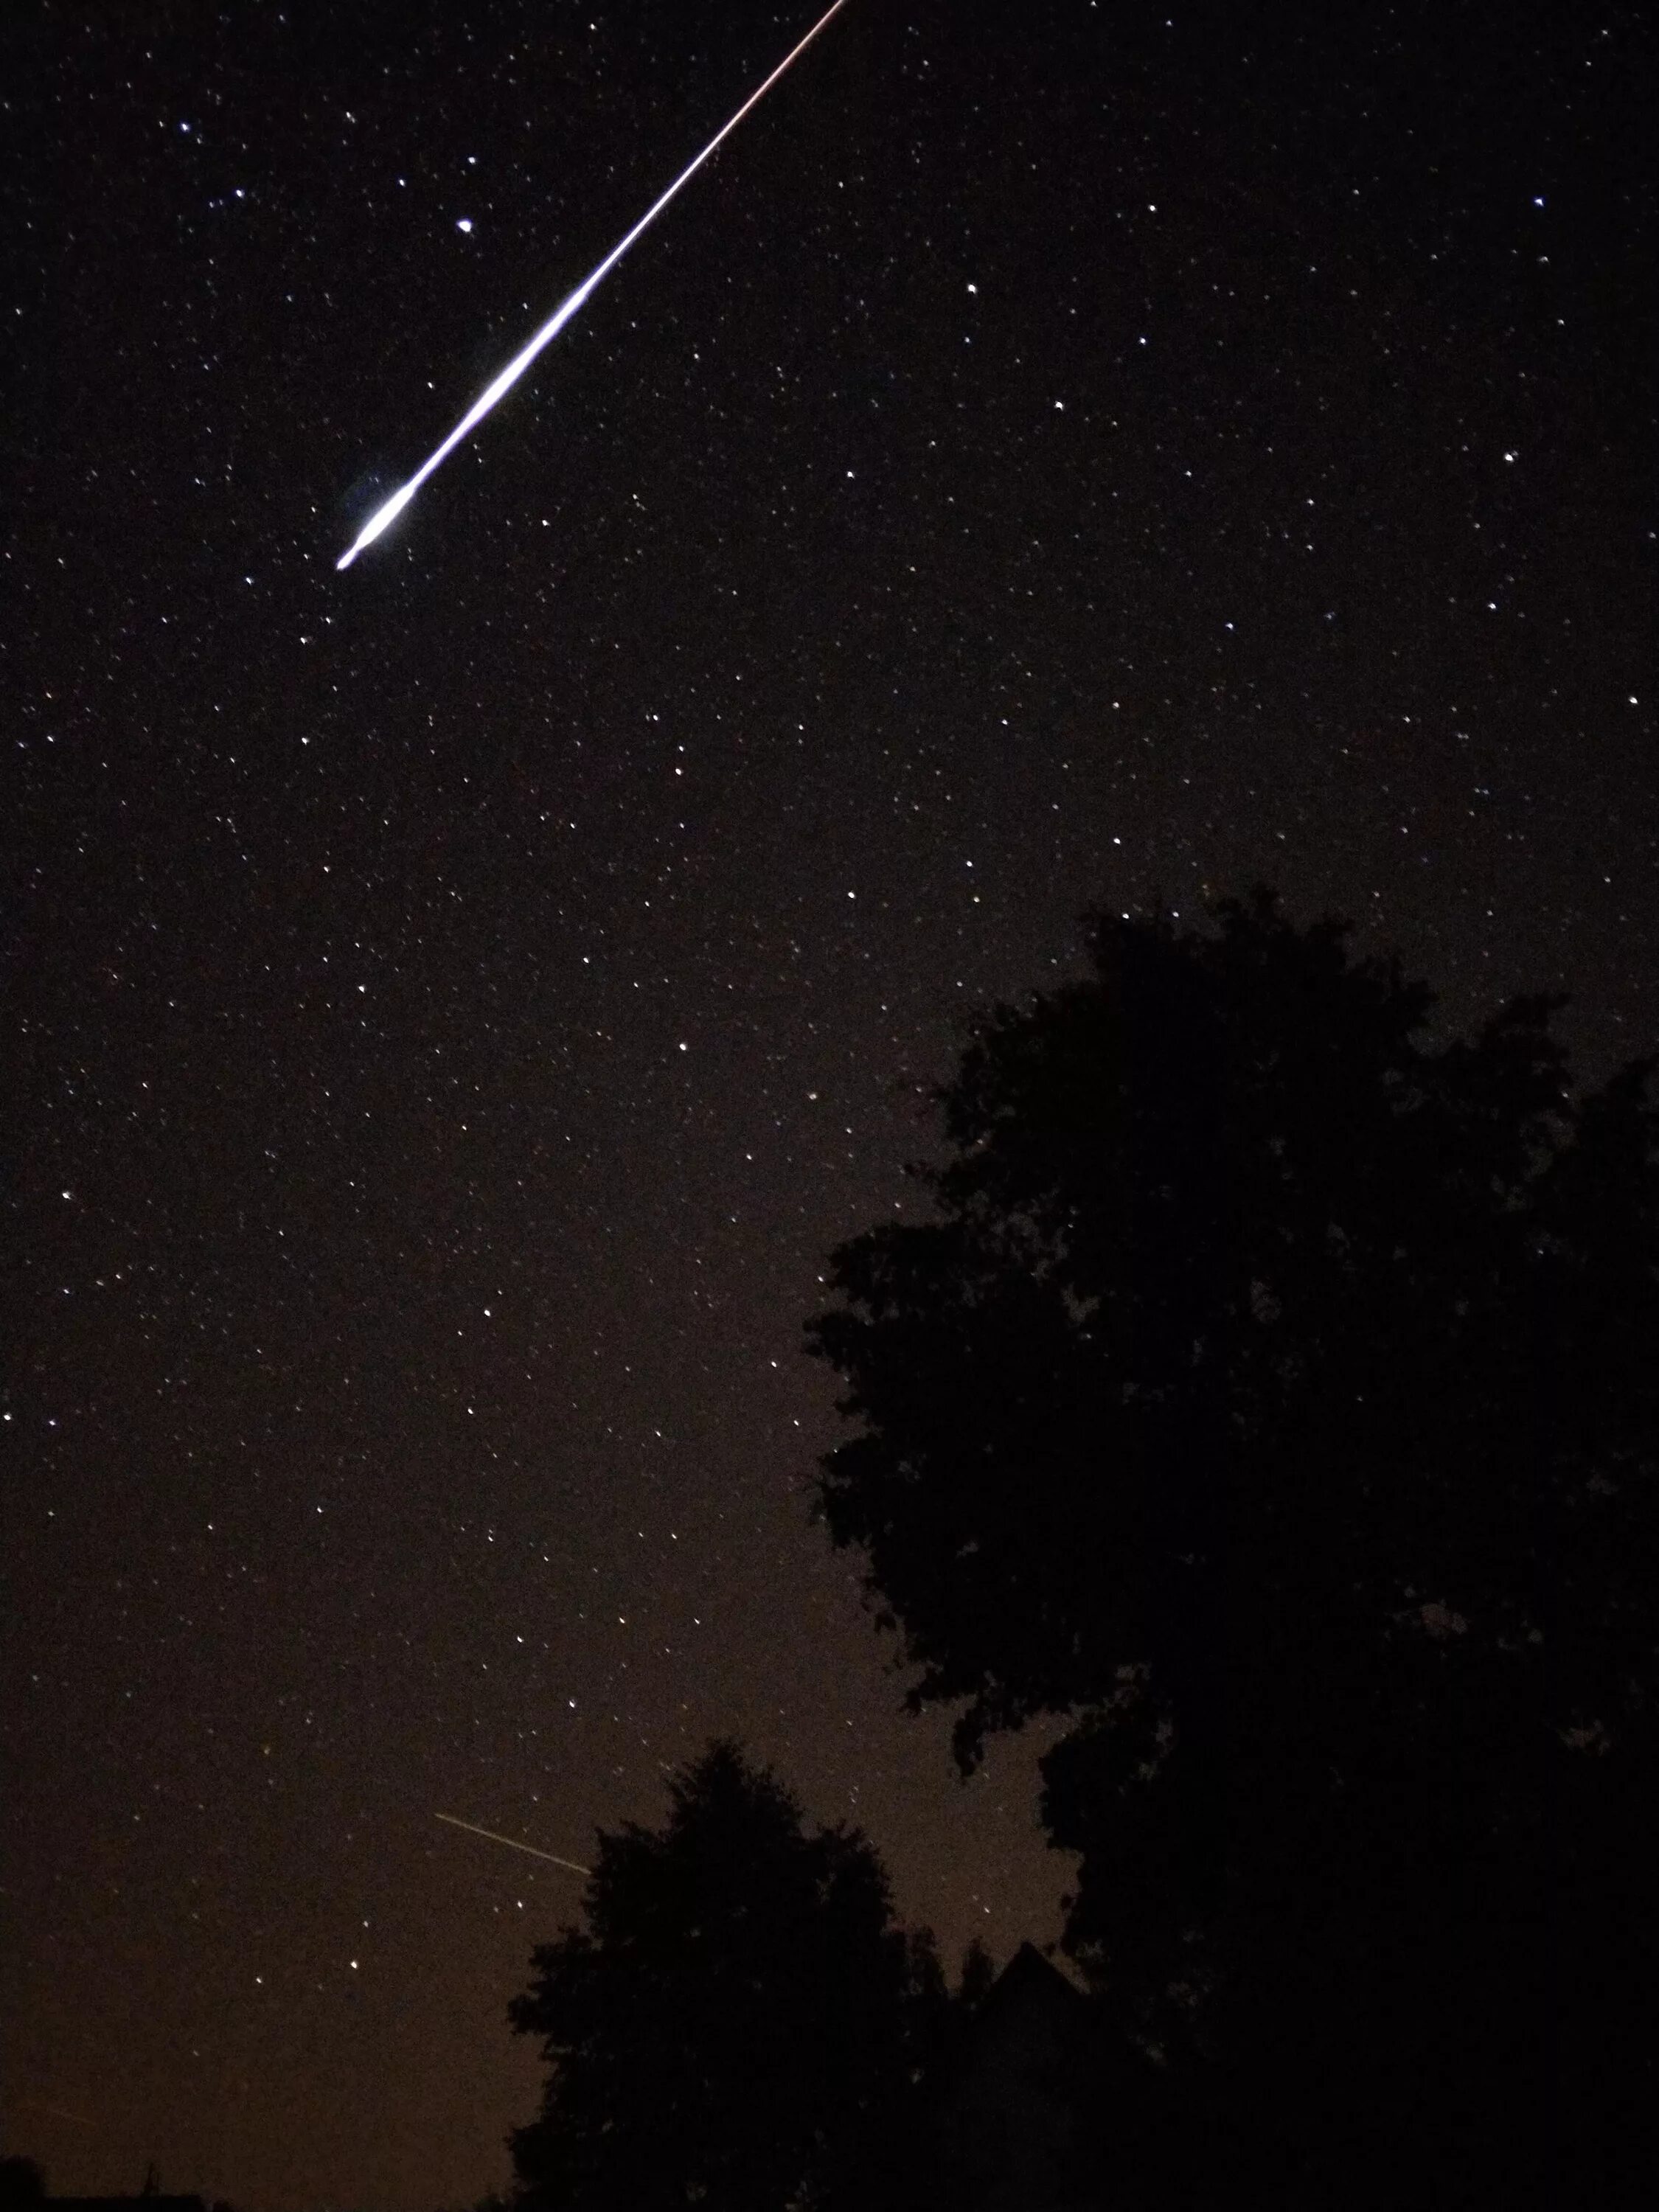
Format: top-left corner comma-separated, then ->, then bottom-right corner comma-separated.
435,1810 -> 591,1875
337,0 -> 850,570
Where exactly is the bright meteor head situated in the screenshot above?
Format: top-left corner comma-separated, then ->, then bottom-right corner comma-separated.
332,0 -> 849,571
338,480 -> 419,570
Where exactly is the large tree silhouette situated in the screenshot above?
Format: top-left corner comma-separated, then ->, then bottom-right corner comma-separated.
508,1740 -> 947,2212
808,891 -> 1658,2202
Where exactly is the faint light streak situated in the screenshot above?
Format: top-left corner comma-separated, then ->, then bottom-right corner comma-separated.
434,1810 -> 591,1875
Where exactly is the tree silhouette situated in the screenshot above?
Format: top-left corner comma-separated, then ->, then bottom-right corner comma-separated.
507,1739 -> 948,2211
808,890 -> 1659,2202
0,2162 -> 45,2212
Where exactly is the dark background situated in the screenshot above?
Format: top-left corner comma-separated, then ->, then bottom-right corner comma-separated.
5,1 -> 1653,2206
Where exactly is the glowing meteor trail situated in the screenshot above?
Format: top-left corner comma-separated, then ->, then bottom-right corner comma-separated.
337,0 -> 850,570
435,1811 -> 591,1875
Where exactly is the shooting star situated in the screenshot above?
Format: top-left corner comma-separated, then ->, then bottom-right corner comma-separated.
337,0 -> 850,570
15,2093 -> 99,2129
435,1811 -> 591,1876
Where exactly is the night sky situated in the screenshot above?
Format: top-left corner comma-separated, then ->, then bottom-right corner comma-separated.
6,1 -> 1654,2207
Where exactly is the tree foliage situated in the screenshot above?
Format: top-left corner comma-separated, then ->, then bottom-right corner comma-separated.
0,2162 -> 45,2212
808,890 -> 1659,2197
508,1740 -> 947,2212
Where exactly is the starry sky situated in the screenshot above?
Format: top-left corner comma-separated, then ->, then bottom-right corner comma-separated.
5,2 -> 1654,2208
